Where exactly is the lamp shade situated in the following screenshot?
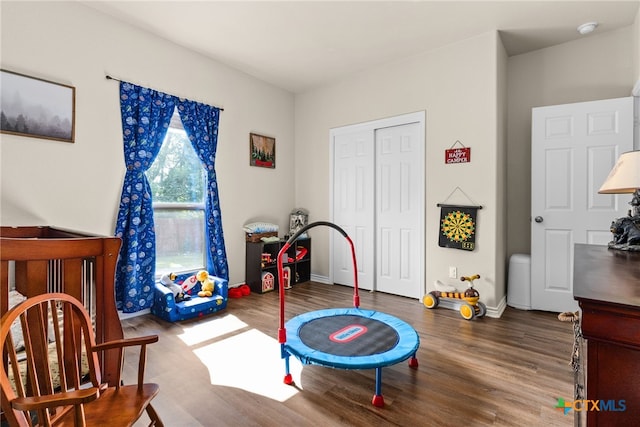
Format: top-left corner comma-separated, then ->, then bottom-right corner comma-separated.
598,150 -> 640,194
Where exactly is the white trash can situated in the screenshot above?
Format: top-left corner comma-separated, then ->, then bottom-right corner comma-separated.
507,254 -> 531,310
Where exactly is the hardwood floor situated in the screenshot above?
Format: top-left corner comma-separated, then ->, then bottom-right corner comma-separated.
124,282 -> 574,426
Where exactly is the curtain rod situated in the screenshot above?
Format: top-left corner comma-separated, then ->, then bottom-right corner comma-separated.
105,75 -> 224,111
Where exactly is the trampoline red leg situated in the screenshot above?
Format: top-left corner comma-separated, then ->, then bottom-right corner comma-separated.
409,355 -> 418,368
284,373 -> 293,385
372,367 -> 384,407
372,394 -> 384,407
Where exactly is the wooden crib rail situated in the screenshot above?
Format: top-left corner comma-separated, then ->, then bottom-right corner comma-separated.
0,226 -> 123,387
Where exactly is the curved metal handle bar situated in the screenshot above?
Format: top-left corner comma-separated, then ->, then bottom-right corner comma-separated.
277,221 -> 360,344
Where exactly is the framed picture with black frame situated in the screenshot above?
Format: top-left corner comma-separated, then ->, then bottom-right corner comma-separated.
0,69 -> 75,143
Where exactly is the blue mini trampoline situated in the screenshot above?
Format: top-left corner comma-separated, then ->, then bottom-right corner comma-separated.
277,221 -> 419,407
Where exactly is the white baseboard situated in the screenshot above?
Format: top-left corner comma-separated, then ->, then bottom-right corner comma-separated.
249,273 -> 508,318
308,275 -> 508,317
486,296 -> 507,318
310,274 -> 331,284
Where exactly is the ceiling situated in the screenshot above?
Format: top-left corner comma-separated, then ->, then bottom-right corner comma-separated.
83,1 -> 639,93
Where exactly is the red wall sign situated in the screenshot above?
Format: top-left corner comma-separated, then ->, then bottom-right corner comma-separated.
445,147 -> 471,164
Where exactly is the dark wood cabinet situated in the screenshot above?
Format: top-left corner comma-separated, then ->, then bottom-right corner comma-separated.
245,238 -> 311,293
573,244 -> 640,426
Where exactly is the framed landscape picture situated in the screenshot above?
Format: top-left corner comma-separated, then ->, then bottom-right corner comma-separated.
250,132 -> 275,168
0,69 -> 75,143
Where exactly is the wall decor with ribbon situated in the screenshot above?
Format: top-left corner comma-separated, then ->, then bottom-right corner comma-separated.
437,187 -> 482,251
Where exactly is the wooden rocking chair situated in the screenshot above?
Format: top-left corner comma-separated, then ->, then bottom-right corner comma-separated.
1,293 -> 163,426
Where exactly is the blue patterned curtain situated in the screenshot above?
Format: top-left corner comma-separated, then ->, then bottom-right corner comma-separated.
177,99 -> 229,280
115,82 -> 176,313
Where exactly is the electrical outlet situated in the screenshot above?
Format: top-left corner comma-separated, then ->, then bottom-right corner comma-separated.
449,266 -> 457,279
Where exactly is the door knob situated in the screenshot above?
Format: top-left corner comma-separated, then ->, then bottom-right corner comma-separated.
534,216 -> 543,223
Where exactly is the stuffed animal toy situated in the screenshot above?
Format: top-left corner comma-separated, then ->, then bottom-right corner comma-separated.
160,273 -> 191,302
196,270 -> 215,297
196,270 -> 209,282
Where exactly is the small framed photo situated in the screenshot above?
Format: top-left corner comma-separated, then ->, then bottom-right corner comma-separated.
0,69 -> 75,143
250,132 -> 275,168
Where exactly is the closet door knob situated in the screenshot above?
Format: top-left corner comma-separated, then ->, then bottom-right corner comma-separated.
534,216 -> 543,223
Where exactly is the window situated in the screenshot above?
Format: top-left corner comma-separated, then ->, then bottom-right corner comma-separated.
147,109 -> 206,276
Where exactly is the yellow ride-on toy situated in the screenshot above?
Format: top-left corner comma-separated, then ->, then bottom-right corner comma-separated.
423,274 -> 486,320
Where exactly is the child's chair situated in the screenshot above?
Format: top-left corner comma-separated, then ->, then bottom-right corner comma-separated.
1,293 -> 162,426
151,274 -> 228,322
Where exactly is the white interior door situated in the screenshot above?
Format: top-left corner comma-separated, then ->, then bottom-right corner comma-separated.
531,97 -> 634,312
331,112 -> 425,298
375,123 -> 424,298
331,129 -> 375,290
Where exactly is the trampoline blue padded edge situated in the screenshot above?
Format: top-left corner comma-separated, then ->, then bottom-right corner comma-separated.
284,307 -> 420,370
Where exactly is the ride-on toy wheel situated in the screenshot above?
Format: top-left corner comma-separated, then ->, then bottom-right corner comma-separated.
423,292 -> 439,309
459,302 -> 475,320
477,301 -> 487,318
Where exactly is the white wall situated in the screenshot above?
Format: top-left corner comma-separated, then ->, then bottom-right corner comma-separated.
635,8 -> 640,82
495,33 -> 508,307
0,1 -> 295,286
295,32 -> 506,310
506,26 -> 636,257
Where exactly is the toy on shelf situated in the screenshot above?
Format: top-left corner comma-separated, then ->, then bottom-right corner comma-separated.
295,246 -> 308,261
422,274 -> 486,320
261,271 -> 275,292
283,266 -> 292,290
261,253 -> 272,268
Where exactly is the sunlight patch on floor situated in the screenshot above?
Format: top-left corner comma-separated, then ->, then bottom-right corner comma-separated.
193,328 -> 304,402
177,314 -> 248,346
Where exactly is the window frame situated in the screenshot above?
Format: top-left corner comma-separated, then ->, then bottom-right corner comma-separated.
149,110 -> 208,279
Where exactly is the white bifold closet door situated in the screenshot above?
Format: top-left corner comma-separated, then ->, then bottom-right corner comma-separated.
331,112 -> 424,299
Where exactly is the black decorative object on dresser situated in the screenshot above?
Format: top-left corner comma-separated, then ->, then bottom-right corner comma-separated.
246,238 -> 311,293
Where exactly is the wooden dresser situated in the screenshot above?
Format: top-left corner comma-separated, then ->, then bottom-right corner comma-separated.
573,244 -> 640,426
